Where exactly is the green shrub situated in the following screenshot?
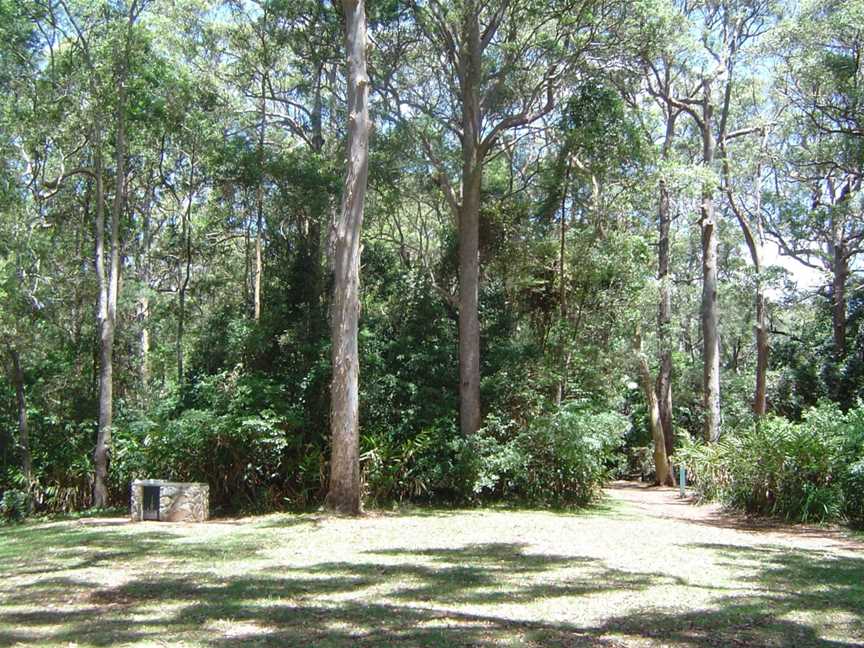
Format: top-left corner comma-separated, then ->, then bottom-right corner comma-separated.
358,405 -> 627,508
838,407 -> 864,526
361,418 -> 479,505
674,404 -> 864,524
112,367 -> 309,512
472,405 -> 629,507
0,489 -> 29,523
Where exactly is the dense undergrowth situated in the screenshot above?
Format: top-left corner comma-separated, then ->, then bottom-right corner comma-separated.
675,404 -> 864,526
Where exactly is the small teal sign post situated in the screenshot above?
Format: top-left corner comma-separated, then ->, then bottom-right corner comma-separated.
679,464 -> 686,498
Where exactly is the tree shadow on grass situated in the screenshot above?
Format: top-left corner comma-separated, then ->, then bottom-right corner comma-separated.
2,533 -> 863,647
594,542 -> 864,648
678,511 -> 864,551
0,514 -> 321,579
0,542 -> 654,647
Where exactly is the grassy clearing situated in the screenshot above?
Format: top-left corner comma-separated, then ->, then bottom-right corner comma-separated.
1,489 -> 862,647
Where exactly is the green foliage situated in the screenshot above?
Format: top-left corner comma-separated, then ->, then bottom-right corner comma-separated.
470,405 -> 630,507
112,368 -> 308,512
361,419 -> 471,504
358,404 -> 628,508
0,489 -> 29,523
675,405 -> 864,525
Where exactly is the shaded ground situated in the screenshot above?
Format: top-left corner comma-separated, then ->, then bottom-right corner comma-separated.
1,482 -> 861,647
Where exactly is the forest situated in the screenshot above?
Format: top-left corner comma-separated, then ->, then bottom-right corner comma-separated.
1,0 -> 863,527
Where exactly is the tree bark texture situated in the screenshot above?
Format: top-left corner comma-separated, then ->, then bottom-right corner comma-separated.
94,10 -> 133,507
700,86 -> 721,444
8,348 -> 32,487
656,110 -> 676,457
635,335 -> 672,486
458,3 -> 483,437
327,0 -> 370,516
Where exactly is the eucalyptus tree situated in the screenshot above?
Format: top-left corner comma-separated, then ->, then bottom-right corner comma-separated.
644,0 -> 776,441
631,6 -> 685,456
28,0 -> 152,506
721,122 -> 772,415
327,0 -> 370,515
769,0 -> 864,363
381,0 -> 623,436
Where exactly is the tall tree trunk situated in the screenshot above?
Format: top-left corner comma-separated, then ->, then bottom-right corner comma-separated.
635,334 -> 672,486
93,122 -> 114,508
556,162 -> 569,405
327,0 -> 370,515
8,347 -> 32,488
700,86 -> 721,443
244,213 -> 252,312
724,142 -> 769,417
254,76 -> 266,322
177,148 -> 195,388
831,239 -> 848,359
752,155 -> 768,417
657,110 -> 676,457
307,63 -> 325,342
138,176 -> 155,389
93,18 -> 131,507
138,296 -> 150,383
458,3 -> 482,437
754,288 -> 768,415
177,288 -> 185,385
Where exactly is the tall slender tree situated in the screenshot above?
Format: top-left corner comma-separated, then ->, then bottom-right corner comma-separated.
645,0 -> 774,441
385,0 -> 613,436
327,0 -> 370,515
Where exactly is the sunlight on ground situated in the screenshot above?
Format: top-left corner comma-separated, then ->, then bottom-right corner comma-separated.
1,487 -> 862,647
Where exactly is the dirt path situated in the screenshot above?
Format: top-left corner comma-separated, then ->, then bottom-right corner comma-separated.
604,480 -> 864,553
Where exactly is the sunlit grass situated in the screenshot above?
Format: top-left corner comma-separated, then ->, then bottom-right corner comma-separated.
1,494 -> 861,647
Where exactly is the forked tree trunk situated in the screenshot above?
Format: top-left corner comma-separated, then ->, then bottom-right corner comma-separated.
635,334 -> 672,486
458,3 -> 483,437
327,0 -> 370,515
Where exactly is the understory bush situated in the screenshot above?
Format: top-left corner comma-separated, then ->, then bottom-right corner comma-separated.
359,404 -> 627,507
470,404 -> 629,506
674,404 -> 864,525
112,367 -> 313,512
0,489 -> 29,523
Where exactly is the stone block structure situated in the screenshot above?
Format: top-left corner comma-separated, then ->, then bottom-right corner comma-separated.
130,480 -> 209,522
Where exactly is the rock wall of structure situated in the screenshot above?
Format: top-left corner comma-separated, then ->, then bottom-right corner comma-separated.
130,480 -> 209,522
